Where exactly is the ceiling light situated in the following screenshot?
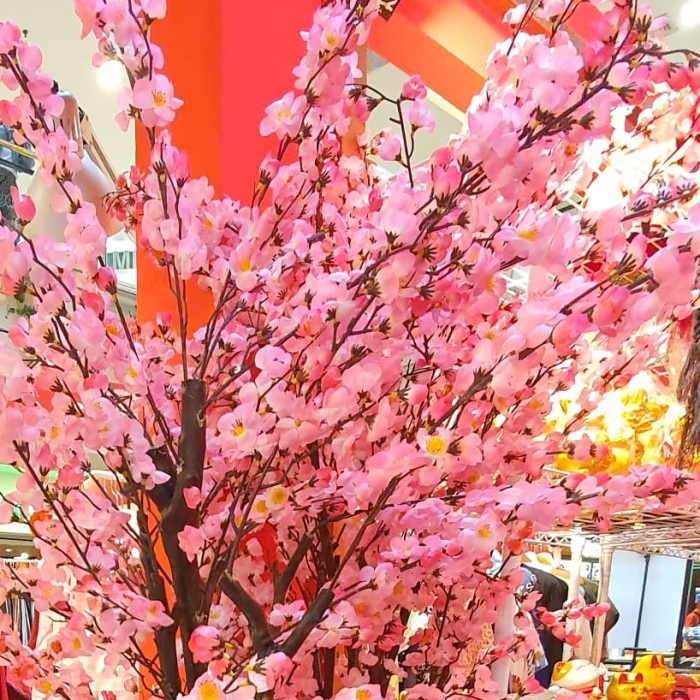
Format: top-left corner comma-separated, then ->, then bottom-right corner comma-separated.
680,0 -> 700,29
97,60 -> 127,92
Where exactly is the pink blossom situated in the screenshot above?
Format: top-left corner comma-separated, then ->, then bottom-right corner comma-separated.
592,285 -> 629,329
188,625 -> 220,663
260,91 -> 306,138
374,129 -> 402,161
649,248 -> 696,306
94,267 -> 118,293
183,486 -> 202,508
401,75 -> 427,101
129,597 -> 173,628
141,0 -> 166,19
406,99 -> 435,132
0,21 -> 20,53
332,686 -> 383,700
131,74 -> 182,127
9,186 -> 35,223
417,427 -> 452,460
582,602 -> 611,621
255,345 -> 292,378
177,525 -> 206,562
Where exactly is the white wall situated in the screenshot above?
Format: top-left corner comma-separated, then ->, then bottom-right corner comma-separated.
608,550 -> 687,654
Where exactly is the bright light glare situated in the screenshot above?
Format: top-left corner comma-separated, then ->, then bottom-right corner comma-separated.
680,0 -> 700,29
97,60 -> 126,92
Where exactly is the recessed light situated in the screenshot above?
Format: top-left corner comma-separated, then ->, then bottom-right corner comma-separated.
4,548 -> 11,553
97,60 -> 127,92
680,0 -> 700,29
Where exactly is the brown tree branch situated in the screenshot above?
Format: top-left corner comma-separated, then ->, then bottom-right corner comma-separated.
220,574 -> 275,656
274,535 -> 313,606
156,378 -> 207,688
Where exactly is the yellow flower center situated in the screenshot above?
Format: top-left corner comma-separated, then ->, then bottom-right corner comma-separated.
232,424 -> 245,438
484,275 -> 495,293
239,258 -> 252,272
152,90 -> 167,108
127,366 -> 138,379
477,526 -> 492,539
71,637 -> 82,651
517,228 -> 538,241
253,500 -> 269,515
50,426 -> 60,440
37,680 -> 52,694
425,435 -> 446,455
275,108 -> 292,122
199,681 -> 220,700
357,692 -> 370,700
268,485 -> 288,507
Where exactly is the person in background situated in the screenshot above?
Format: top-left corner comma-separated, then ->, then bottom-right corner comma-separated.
686,601 -> 700,628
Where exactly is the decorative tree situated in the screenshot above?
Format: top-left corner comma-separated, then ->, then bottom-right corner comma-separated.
0,1 -> 698,699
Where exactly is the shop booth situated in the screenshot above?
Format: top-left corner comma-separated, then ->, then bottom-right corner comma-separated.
513,500 -> 700,699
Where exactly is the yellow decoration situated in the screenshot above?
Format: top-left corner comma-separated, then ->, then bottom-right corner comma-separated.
632,654 -> 676,698
550,372 -> 684,476
607,672 -> 648,700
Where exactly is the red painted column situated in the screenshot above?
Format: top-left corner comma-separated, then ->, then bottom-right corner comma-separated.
370,0 -> 530,111
220,0 -> 318,201
136,0 -> 317,329
370,0 -> 592,113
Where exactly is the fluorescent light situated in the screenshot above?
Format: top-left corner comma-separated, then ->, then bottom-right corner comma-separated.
680,0 -> 700,29
97,60 -> 127,92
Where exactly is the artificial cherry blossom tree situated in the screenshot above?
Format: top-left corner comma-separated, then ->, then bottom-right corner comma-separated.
0,0 -> 698,699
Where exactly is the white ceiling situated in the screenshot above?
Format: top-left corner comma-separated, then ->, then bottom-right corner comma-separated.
651,0 -> 700,52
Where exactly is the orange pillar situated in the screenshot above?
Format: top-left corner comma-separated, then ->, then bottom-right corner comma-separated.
135,0 -> 222,330
369,0 -> 536,111
136,0 -> 317,329
370,0 -> 585,112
